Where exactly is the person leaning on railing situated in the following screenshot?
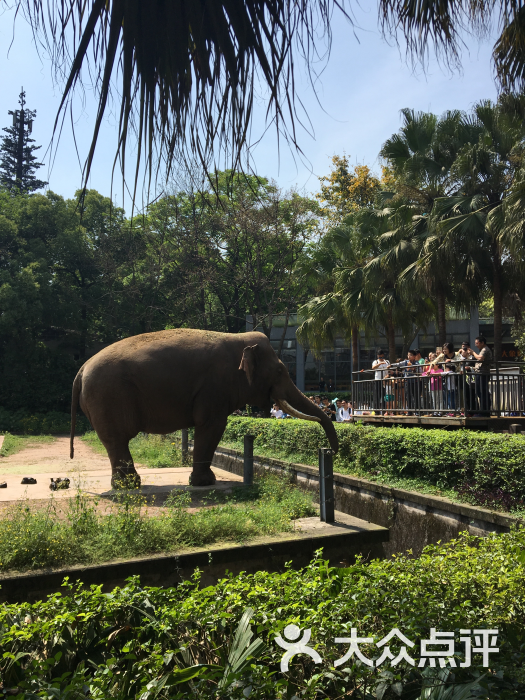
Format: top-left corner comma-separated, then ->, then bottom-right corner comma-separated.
372,349 -> 390,411
433,342 -> 462,414
465,336 -> 493,416
423,352 -> 444,414
458,341 -> 476,414
398,350 -> 420,413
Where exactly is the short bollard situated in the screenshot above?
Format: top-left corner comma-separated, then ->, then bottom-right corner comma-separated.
181,429 -> 189,464
244,434 -> 254,485
319,447 -> 335,523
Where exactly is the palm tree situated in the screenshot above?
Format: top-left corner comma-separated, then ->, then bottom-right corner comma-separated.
298,203 -> 433,364
380,109 -> 482,345
428,100 -> 525,359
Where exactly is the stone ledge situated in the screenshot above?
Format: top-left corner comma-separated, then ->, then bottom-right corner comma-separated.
212,443 -> 520,529
0,512 -> 388,603
203,443 -> 522,556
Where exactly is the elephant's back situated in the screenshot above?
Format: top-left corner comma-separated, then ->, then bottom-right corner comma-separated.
80,327 -> 269,395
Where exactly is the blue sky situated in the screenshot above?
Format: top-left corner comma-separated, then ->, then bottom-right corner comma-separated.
0,5 -> 497,212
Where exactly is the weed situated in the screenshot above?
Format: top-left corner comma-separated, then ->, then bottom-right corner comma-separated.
0,473 -> 316,572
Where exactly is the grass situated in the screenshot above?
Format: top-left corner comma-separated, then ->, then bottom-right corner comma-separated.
0,471 -> 316,572
82,430 -> 184,468
0,433 -> 56,458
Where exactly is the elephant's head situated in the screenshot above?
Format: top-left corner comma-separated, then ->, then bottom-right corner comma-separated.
238,342 -> 339,453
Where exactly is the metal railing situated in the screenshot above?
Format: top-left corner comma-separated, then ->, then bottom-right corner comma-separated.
351,361 -> 525,418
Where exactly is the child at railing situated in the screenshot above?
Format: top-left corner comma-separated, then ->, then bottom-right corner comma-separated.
424,354 -> 444,414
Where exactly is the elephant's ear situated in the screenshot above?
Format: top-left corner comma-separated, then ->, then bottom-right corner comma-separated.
239,345 -> 258,385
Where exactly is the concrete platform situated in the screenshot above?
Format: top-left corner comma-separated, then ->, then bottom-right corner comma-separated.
0,511 -> 388,602
353,414 -> 525,431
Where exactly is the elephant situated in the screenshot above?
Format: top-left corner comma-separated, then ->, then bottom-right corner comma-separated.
70,329 -> 339,487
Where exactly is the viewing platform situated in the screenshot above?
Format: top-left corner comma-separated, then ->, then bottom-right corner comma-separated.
351,361 -> 525,431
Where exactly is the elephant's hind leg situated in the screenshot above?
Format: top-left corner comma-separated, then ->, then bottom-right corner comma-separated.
105,441 -> 141,489
191,419 -> 227,486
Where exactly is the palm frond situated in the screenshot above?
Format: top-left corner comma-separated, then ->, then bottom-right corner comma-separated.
494,6 -> 525,92
18,0 -> 343,195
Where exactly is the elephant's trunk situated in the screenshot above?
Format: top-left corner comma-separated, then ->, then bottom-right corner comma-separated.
278,400 -> 321,423
273,384 -> 339,454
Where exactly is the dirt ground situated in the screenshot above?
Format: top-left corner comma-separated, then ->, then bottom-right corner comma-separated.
0,436 -> 243,516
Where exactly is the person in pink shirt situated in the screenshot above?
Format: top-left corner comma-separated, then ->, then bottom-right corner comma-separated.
424,352 -> 444,413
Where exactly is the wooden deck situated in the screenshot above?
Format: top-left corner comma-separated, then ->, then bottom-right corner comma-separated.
352,414 -> 525,431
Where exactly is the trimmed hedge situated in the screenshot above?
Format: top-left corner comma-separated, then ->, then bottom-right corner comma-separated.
222,417 -> 525,512
1,528 -> 524,698
0,406 -> 91,435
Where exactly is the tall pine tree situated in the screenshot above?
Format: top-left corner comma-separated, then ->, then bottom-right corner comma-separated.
0,89 -> 47,192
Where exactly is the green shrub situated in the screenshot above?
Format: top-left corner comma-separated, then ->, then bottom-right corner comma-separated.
1,528 -> 524,698
222,417 -> 525,512
0,406 -> 90,435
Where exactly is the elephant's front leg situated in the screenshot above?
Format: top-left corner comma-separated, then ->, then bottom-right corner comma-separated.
190,418 -> 227,486
105,442 -> 141,489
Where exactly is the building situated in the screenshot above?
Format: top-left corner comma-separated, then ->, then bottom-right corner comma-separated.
247,310 -> 521,392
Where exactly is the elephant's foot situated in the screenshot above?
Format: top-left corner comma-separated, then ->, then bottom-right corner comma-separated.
189,468 -> 216,487
111,470 -> 141,489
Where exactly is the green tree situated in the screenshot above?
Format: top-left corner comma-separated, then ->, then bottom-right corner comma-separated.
0,90 -> 47,193
428,100 -> 525,359
316,155 -> 381,226
298,203 -> 433,363
380,108 -> 482,345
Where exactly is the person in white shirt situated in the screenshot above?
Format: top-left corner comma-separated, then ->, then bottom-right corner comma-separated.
271,403 -> 284,418
338,400 -> 353,422
372,349 -> 390,411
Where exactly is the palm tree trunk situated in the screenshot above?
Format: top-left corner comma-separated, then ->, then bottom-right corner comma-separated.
352,325 -> 359,372
386,318 -> 396,362
436,287 -> 447,347
493,242 -> 502,361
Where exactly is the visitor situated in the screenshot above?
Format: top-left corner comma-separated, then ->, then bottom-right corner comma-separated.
413,349 -> 427,408
335,399 -> 344,422
319,376 -> 326,392
414,349 -> 425,366
435,342 -> 462,366
384,365 -> 400,414
435,342 -> 461,414
327,378 -> 335,392
399,350 -> 419,413
424,353 -> 443,414
322,397 -> 336,421
314,395 -> 321,407
372,349 -> 390,411
271,403 -> 284,419
339,400 -> 352,422
467,336 -> 492,416
459,341 -> 476,413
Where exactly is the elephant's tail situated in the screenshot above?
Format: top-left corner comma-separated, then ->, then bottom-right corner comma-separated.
70,370 -> 82,459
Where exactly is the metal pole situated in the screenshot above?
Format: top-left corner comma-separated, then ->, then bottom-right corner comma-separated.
461,361 -> 467,417
319,447 -> 335,523
181,429 -> 189,464
496,362 -> 501,418
243,434 -> 254,485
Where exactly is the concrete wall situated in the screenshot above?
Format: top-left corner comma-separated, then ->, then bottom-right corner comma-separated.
209,445 -> 520,559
